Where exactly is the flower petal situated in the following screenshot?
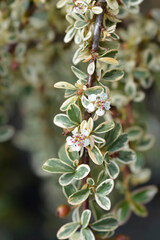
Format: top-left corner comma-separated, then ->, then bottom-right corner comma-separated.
81,129 -> 90,137
96,108 -> 105,116
72,127 -> 79,135
87,103 -> 96,112
100,92 -> 108,100
88,94 -> 97,102
104,101 -> 111,110
71,144 -> 81,152
66,136 -> 73,145
83,138 -> 90,147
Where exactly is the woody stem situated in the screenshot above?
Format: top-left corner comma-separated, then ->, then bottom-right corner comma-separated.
82,0 -> 106,212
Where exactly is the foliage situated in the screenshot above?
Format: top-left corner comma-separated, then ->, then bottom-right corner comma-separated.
0,0 -> 159,239
42,0 -> 159,239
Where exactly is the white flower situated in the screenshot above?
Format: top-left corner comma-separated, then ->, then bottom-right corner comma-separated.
73,1 -> 88,14
86,92 -> 111,116
66,118 -> 94,152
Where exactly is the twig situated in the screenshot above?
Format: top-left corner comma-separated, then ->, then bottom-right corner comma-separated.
82,0 -> 106,212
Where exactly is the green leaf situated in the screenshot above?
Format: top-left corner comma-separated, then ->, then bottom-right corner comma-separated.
120,0 -> 130,7
104,152 -> 110,164
92,6 -> 103,14
92,135 -> 105,144
125,80 -> 136,98
91,216 -> 118,232
72,207 -> 80,222
74,20 -> 89,29
130,0 -> 144,7
96,179 -> 114,196
100,49 -> 118,59
60,96 -> 77,111
71,66 -> 88,79
127,126 -> 143,141
73,12 -> 86,21
94,121 -> 115,134
74,164 -> 90,180
105,122 -> 122,146
97,231 -> 114,239
68,189 -> 90,205
58,145 -> 73,166
87,61 -> 95,75
131,152 -> 144,172
64,27 -> 76,43
106,0 -> 119,10
117,150 -> 136,164
115,201 -> 131,225
103,69 -> 124,82
54,114 -> 76,129
95,194 -> 111,211
133,68 -> 149,80
97,171 -> 108,186
59,173 -> 75,186
99,57 -> 119,66
87,178 -> 95,186
140,76 -> 153,89
66,147 -> 79,162
107,133 -> 128,153
131,185 -> 158,204
99,41 -> 119,51
130,202 -> 148,217
70,232 -> 81,240
130,168 -> 151,186
43,158 -> 74,173
65,89 -> 77,98
54,81 -> 76,90
134,91 -> 145,102
135,134 -> 155,152
63,184 -> 77,198
90,200 -> 104,221
81,209 -> 91,228
80,228 -> 95,240
85,86 -> 103,96
106,161 -> 120,179
0,125 -> 15,142
88,146 -> 103,165
81,95 -> 90,108
67,104 -> 82,124
57,222 -> 80,239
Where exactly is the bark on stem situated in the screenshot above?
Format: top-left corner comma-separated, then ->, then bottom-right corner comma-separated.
82,0 -> 106,212
87,0 -> 106,87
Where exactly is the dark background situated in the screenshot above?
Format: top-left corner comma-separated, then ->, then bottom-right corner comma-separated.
0,1 -> 160,240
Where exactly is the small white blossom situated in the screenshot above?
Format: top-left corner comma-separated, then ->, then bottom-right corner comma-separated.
73,1 -> 88,14
66,118 -> 94,152
73,0 -> 102,16
86,92 -> 111,116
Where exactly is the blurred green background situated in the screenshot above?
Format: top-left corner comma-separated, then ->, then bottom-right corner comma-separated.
0,1 -> 160,240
